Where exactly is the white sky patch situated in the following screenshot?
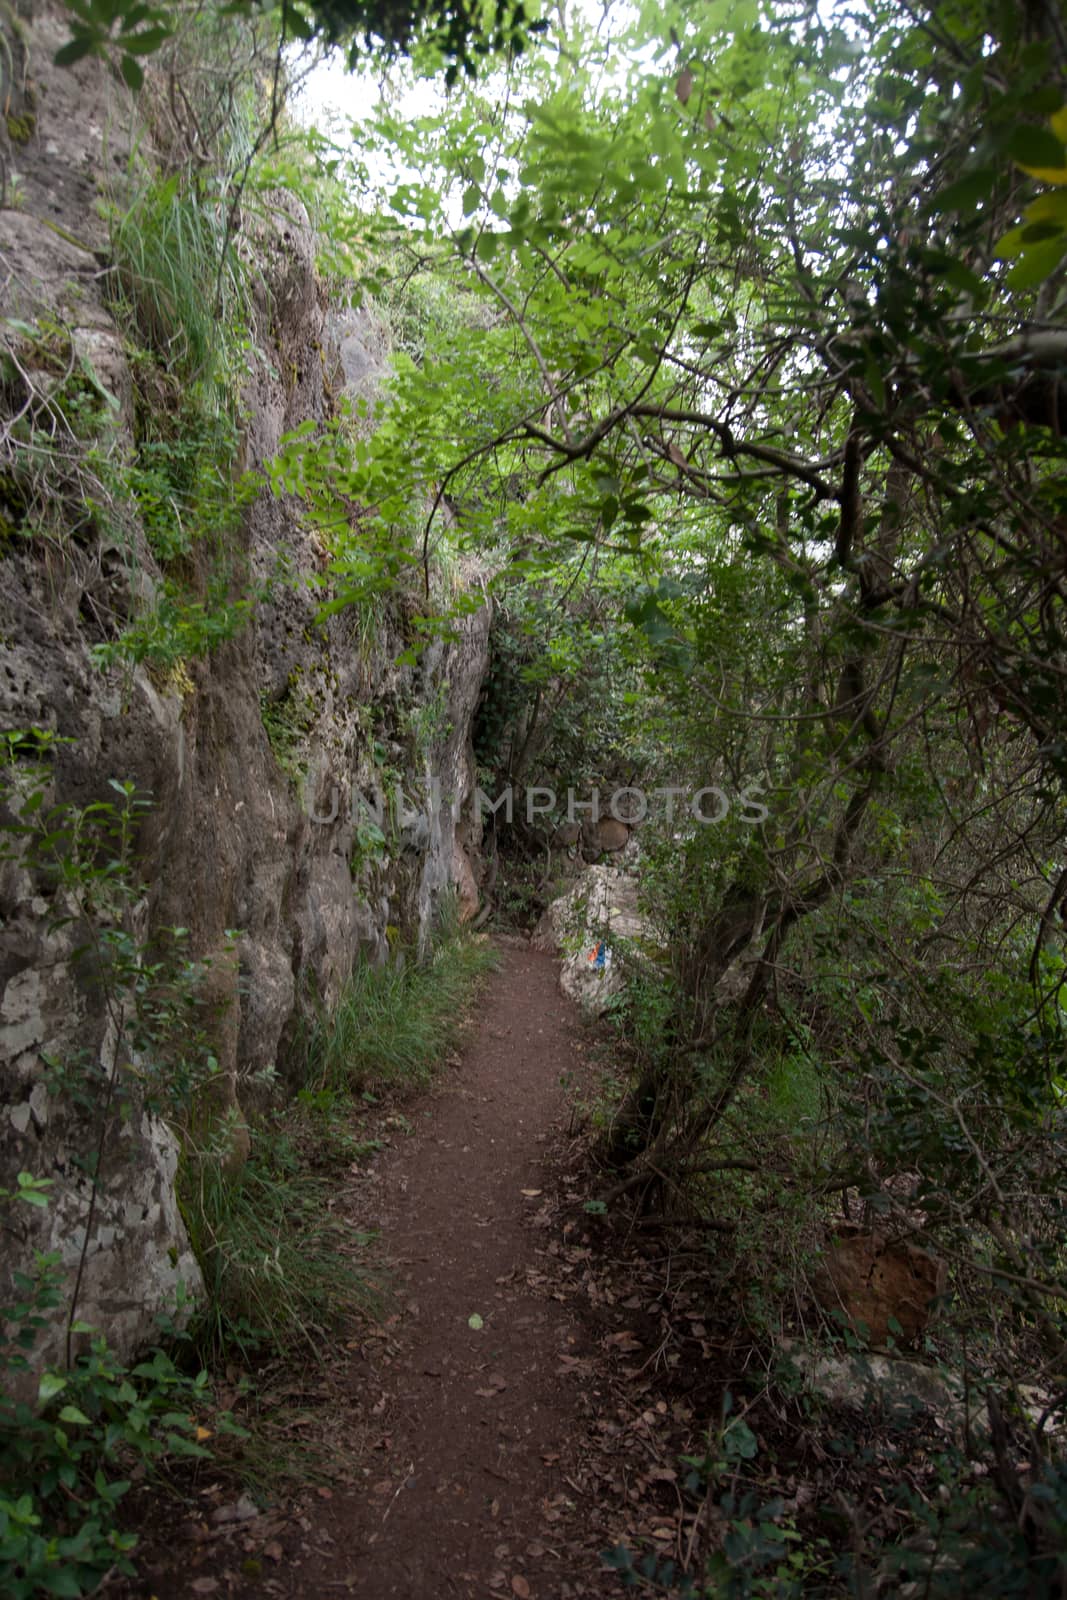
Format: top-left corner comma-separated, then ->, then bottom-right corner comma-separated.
287,0 -> 656,222
290,44 -> 447,140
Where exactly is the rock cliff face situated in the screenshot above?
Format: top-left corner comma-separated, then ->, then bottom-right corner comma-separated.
0,6 -> 488,1365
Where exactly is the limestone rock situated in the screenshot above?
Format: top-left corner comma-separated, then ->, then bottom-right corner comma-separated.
533,865 -> 659,1014
0,3 -> 491,1368
783,1345 -> 972,1435
785,1338 -> 1066,1455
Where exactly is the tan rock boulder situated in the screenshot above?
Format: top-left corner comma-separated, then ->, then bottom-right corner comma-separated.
451,836 -> 481,923
582,818 -> 630,856
814,1228 -> 947,1347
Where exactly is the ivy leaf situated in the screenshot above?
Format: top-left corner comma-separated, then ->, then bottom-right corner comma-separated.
38,1372 -> 66,1403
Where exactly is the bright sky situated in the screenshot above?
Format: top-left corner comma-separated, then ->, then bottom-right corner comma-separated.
290,47 -> 438,139
287,0 -> 653,156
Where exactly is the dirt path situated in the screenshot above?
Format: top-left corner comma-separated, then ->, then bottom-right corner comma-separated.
291,940 -> 613,1599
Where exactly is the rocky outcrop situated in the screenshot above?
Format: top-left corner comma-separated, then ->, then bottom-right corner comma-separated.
813,1228 -> 948,1348
548,817 -> 631,859
0,5 -> 489,1366
783,1342 -> 1064,1449
533,858 -> 657,1013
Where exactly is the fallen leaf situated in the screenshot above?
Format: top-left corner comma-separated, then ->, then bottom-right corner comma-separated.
210,1493 -> 259,1525
604,1331 -> 642,1351
190,1582 -> 219,1596
521,1189 -> 542,1198
512,1578 -> 531,1598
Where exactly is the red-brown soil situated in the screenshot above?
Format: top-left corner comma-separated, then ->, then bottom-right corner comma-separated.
293,938 -> 613,1598
131,939 -> 630,1599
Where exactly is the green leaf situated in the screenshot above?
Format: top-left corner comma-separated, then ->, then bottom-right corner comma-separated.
723,1417 -> 758,1460
53,36 -> 95,66
119,52 -> 144,91
122,25 -> 171,53
1025,189 -> 1067,224
15,1172 -> 52,1207
1008,125 -> 1067,169
39,1569 -> 84,1597
995,223 -> 1028,260
467,1312 -> 484,1330
1018,221 -> 1065,245
58,1404 -> 91,1425
1006,234 -> 1067,288
38,1372 -> 66,1403
935,168 -> 996,212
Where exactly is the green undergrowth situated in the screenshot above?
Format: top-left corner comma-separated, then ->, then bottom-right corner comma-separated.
178,1122 -> 380,1365
0,1188 -> 245,1600
106,170 -> 243,391
177,918 -> 496,1366
306,922 -> 498,1095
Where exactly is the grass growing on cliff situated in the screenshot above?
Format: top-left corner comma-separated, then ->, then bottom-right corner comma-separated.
307,920 -> 497,1094
179,1125 -> 379,1362
107,172 -> 241,387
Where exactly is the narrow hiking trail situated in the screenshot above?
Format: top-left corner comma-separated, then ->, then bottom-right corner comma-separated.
298,938 -> 611,1598
134,937 -> 727,1600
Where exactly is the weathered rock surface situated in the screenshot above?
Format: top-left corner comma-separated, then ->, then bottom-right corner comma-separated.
784,1341 -> 1064,1447
581,818 -> 630,857
783,1345 -> 972,1434
814,1227 -> 948,1348
533,863 -> 658,1014
0,4 -> 489,1367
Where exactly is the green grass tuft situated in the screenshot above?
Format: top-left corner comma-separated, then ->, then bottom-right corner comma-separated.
108,174 -> 240,387
307,927 -> 497,1095
179,1127 -> 378,1362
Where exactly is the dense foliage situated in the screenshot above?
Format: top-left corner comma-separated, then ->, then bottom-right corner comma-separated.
298,0 -> 1067,1588
6,0 -> 1067,1590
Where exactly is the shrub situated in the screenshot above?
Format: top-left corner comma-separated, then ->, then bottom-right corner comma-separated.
0,1187 -> 238,1600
